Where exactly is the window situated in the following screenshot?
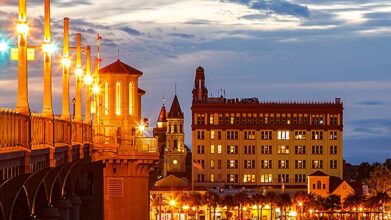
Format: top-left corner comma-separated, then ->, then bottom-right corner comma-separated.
312,146 -> 323,155
217,131 -> 222,140
197,145 -> 205,154
330,160 -> 337,169
330,145 -> 337,155
261,174 -> 272,183
277,131 -> 290,140
330,115 -> 338,125
197,131 -> 205,140
295,131 -> 306,140
217,145 -> 222,154
218,160 -> 222,169
244,131 -> 256,140
312,160 -> 323,169
128,82 -> 133,115
277,145 -> 290,154
210,160 -> 215,169
197,174 -> 205,182
210,130 -> 215,140
209,114 -> 214,125
261,160 -> 272,169
210,174 -> 215,182
278,174 -> 289,183
210,145 -> 215,154
244,160 -> 255,169
244,145 -> 256,154
312,131 -> 323,140
330,131 -> 338,140
227,130 -> 239,140
115,82 -> 121,115
230,116 -> 234,125
317,181 -> 321,189
295,146 -> 306,154
227,160 -> 238,169
261,145 -> 272,154
104,82 -> 109,115
295,160 -> 306,169
243,174 -> 256,183
278,160 -> 289,169
295,174 -> 306,183
227,145 -> 238,154
196,114 -> 205,125
261,131 -> 272,140
312,115 -> 324,125
227,174 -> 238,183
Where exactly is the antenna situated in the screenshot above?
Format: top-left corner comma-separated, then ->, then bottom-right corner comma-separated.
174,83 -> 177,95
117,49 -> 120,60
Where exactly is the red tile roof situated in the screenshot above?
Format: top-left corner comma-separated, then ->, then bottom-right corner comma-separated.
99,59 -> 143,76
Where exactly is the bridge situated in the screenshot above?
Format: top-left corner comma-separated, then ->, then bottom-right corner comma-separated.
0,0 -> 159,220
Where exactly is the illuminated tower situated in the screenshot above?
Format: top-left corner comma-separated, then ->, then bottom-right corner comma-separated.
192,66 -> 208,103
163,95 -> 187,177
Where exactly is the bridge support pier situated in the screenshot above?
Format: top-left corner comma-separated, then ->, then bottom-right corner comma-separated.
54,199 -> 72,220
70,196 -> 82,220
39,207 -> 60,220
21,151 -> 31,174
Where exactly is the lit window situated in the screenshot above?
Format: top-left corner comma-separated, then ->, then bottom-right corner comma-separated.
277,145 -> 290,154
209,114 -> 214,125
211,160 -> 215,169
115,82 -> 121,115
211,174 -> 215,182
210,145 -> 215,154
128,82 -> 133,115
104,82 -> 109,115
210,130 -> 215,140
243,174 -> 256,183
277,131 -> 290,140
261,174 -> 272,183
217,145 -> 222,154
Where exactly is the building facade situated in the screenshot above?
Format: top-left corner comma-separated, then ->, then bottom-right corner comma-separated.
153,95 -> 191,180
191,66 -> 343,189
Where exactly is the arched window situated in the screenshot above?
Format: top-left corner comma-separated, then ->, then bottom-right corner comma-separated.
129,82 -> 134,115
317,180 -> 321,189
115,82 -> 121,115
104,82 -> 109,115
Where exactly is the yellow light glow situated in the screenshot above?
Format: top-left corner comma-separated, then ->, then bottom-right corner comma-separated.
169,199 -> 176,206
191,207 -> 196,211
42,43 -> 57,54
309,209 -> 314,214
92,84 -> 100,94
252,205 -> 258,210
10,48 -> 35,61
138,123 -> 145,133
264,204 -> 270,209
183,205 -> 189,210
298,201 -> 303,207
75,68 -> 83,77
359,207 -> 363,212
84,74 -> 93,85
17,23 -> 29,35
243,207 -> 247,211
173,159 -> 178,165
61,57 -> 71,67
289,211 -> 297,217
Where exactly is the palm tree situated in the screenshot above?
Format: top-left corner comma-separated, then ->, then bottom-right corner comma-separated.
293,191 -> 319,219
221,195 -> 236,220
252,193 -> 266,220
203,191 -> 220,220
319,194 -> 341,219
234,191 -> 250,220
344,192 -> 365,219
188,191 -> 203,219
265,191 -> 277,220
276,193 -> 292,220
151,193 -> 166,220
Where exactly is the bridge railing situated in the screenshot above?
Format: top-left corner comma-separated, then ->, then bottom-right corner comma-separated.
118,137 -> 159,155
0,108 -> 92,149
0,108 -> 30,148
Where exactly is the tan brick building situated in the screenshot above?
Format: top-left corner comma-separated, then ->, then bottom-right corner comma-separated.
191,66 -> 343,189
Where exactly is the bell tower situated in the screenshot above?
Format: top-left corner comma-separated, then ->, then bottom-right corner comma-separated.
164,95 -> 187,177
192,66 -> 208,103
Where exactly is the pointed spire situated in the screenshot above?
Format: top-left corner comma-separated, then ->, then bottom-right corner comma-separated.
168,95 -> 184,119
158,98 -> 167,122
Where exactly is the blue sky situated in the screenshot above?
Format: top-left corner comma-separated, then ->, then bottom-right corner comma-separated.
0,0 -> 391,164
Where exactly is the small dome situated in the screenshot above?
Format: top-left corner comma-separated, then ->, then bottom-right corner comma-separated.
196,66 -> 204,73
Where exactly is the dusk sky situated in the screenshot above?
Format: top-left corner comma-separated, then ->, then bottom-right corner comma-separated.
0,0 -> 391,164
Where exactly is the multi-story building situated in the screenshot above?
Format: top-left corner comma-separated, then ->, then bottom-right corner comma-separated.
191,66 -> 343,189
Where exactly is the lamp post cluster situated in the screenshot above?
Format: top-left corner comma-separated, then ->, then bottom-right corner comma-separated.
12,0 -> 101,125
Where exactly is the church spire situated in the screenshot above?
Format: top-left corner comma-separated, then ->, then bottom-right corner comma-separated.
168,95 -> 184,119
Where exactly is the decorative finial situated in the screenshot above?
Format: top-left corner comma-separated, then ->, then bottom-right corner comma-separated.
175,83 -> 177,95
162,95 -> 165,106
117,49 -> 120,60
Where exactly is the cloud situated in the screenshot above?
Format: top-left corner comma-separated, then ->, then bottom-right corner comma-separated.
223,0 -> 310,17
1,0 -> 92,7
168,33 -> 195,39
356,100 -> 385,106
120,26 -> 143,36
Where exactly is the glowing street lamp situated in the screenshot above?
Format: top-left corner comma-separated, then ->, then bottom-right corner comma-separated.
0,41 -> 9,53
75,67 -> 83,78
61,57 -> 71,67
92,84 -> 100,94
17,23 -> 29,36
84,74 -> 93,85
42,42 -> 57,54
